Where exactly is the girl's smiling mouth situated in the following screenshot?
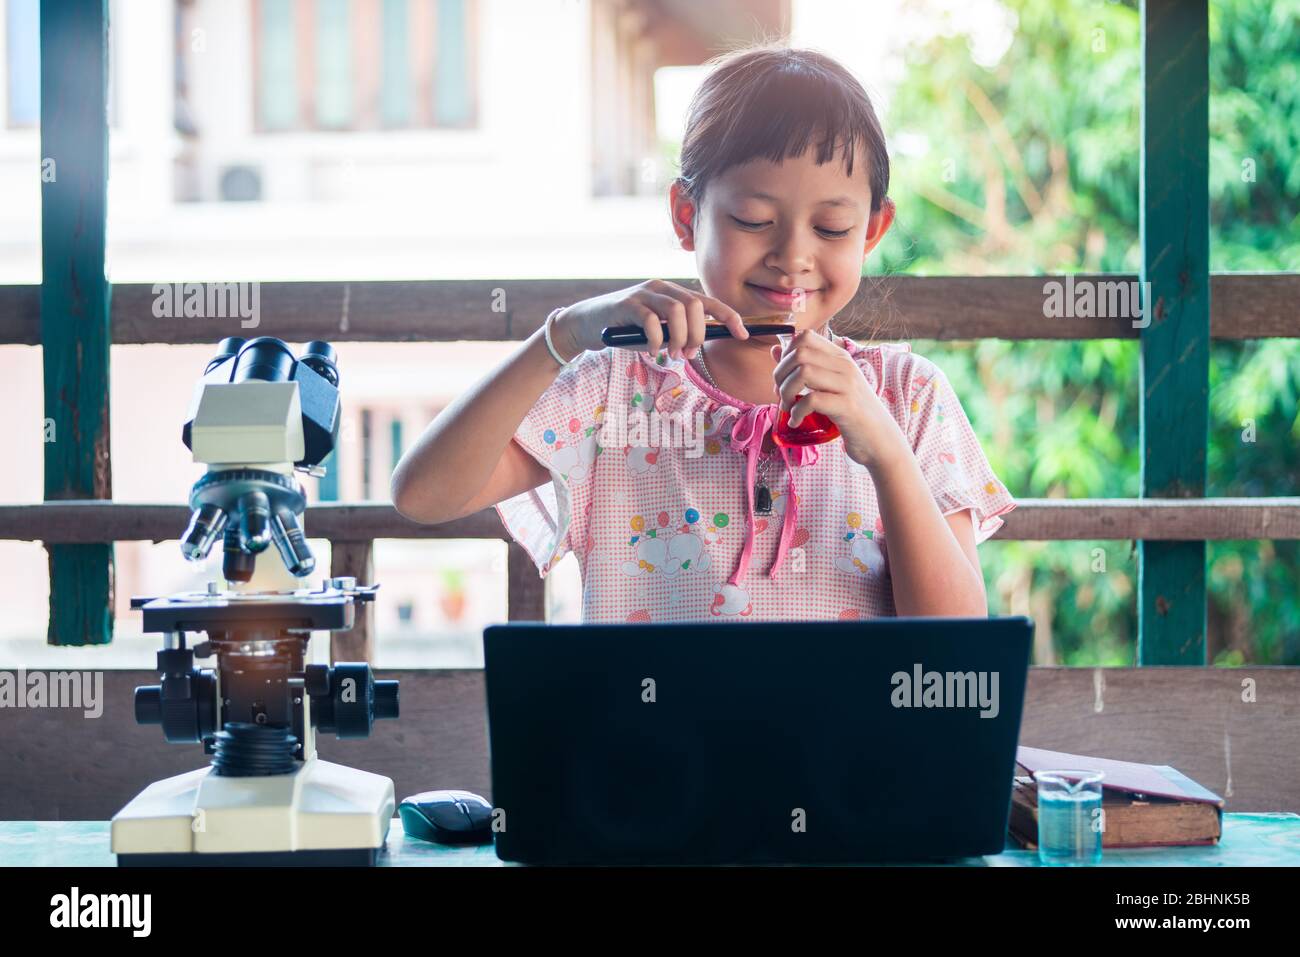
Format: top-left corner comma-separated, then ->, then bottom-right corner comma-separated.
746,282 -> 821,308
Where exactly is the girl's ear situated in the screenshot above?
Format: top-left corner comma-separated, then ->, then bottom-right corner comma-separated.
863,197 -> 896,258
669,179 -> 697,251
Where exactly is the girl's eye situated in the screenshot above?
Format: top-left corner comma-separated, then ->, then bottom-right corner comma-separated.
730,215 -> 851,239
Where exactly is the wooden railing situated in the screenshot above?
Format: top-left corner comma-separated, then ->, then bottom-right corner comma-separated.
2,493 -> 1300,660
4,273 -> 1300,345
5,273 -> 1300,661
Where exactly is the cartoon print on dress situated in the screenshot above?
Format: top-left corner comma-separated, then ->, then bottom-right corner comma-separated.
931,417 -> 1005,493
628,358 -> 649,401
651,363 -> 685,415
622,508 -> 713,578
625,445 -> 659,475
625,357 -> 695,473
665,571 -> 694,608
629,354 -> 687,413
698,508 -> 730,545
833,512 -> 886,576
710,582 -> 753,617
937,450 -> 973,493
542,412 -> 601,482
908,375 -> 932,413
699,404 -> 730,456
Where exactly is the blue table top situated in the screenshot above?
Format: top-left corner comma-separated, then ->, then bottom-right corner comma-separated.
3,814 -> 1298,866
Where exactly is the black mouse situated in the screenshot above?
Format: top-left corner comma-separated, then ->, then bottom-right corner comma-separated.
398,790 -> 495,845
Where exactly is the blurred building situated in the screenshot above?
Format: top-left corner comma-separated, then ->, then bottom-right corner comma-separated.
1,0 -> 790,281
0,0 -> 792,667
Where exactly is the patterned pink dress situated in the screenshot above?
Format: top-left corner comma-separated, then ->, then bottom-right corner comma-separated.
495,333 -> 1015,622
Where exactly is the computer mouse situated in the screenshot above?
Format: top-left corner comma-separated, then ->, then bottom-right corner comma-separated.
398,789 -> 495,845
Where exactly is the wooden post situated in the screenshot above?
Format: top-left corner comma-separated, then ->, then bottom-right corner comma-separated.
40,0 -> 114,645
507,543 -> 547,622
1138,0 -> 1210,664
330,540 -> 375,663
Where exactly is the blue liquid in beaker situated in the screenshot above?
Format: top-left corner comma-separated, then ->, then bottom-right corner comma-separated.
1038,789 -> 1103,865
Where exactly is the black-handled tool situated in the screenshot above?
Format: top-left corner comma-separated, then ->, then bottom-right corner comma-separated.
601,317 -> 796,347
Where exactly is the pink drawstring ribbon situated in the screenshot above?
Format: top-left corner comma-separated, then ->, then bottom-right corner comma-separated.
726,404 -> 819,586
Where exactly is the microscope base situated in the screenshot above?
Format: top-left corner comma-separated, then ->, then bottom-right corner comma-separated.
117,846 -> 380,867
111,757 -> 395,867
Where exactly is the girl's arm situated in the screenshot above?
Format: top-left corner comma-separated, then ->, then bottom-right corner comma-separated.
394,283 -> 749,525
867,446 -> 988,617
391,323 -> 576,525
771,330 -> 989,617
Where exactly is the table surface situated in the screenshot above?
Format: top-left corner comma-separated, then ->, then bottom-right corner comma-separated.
2,813 -> 1298,866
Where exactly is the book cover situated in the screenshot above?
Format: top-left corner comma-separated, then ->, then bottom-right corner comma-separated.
1008,747 -> 1224,849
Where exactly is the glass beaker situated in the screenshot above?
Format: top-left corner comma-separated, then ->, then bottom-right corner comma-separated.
1032,769 -> 1105,866
773,328 -> 841,448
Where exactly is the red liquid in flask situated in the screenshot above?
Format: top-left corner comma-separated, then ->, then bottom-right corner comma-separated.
773,408 -> 840,447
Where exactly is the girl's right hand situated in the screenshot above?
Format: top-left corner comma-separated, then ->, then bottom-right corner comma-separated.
552,279 -> 749,361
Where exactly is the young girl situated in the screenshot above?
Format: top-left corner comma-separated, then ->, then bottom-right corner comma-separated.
392,45 -> 1015,622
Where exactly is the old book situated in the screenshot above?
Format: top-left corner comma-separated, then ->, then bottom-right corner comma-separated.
1008,746 -> 1224,849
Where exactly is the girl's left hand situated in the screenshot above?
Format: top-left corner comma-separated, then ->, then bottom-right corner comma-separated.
771,329 -> 909,470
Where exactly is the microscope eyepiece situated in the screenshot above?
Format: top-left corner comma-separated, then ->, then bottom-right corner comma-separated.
204,337 -> 247,375
183,335 -> 341,468
231,336 -> 296,384
301,341 -> 339,387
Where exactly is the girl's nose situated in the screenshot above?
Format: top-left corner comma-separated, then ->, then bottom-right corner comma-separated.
764,230 -> 815,278
759,221 -> 811,269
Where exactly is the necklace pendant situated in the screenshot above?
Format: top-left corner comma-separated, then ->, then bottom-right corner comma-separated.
755,483 -> 772,514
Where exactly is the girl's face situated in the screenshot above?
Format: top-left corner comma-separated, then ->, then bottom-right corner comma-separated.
671,143 -> 895,332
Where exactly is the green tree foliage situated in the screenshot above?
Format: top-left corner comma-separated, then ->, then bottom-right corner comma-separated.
870,0 -> 1300,664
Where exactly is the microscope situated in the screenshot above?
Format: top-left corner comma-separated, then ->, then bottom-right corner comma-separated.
111,336 -> 399,866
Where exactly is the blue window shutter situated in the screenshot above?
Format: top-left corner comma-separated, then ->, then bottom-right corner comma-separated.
316,0 -> 353,128
381,0 -> 411,127
259,0 -> 297,130
390,417 -> 404,475
435,0 -> 471,126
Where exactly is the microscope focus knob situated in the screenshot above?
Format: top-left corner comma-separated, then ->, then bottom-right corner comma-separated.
332,663 -> 375,739
135,686 -> 163,725
304,663 -> 331,697
375,680 -> 399,720
310,663 -> 399,739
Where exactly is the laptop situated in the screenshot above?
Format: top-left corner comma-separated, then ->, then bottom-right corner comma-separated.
483,617 -> 1033,865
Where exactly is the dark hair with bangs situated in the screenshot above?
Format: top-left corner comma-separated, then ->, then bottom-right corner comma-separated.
675,44 -> 891,212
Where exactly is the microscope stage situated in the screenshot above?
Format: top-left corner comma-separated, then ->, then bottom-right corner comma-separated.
137,589 -> 356,633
